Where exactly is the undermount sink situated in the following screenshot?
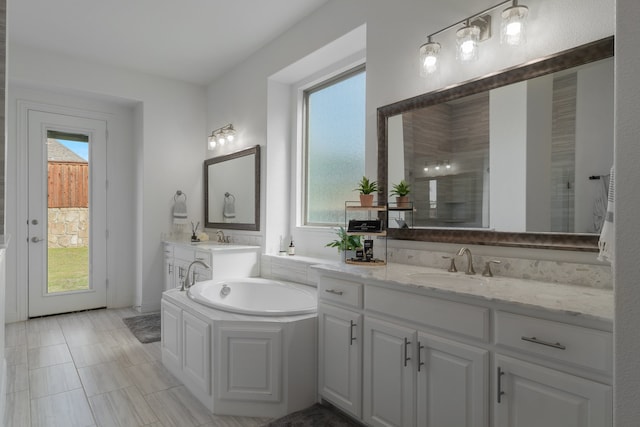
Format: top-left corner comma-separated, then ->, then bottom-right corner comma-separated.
406,272 -> 484,287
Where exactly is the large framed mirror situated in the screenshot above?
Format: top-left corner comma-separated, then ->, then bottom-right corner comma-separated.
378,37 -> 614,251
204,145 -> 260,231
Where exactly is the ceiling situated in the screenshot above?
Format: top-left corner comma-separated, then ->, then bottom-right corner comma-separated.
8,0 -> 330,85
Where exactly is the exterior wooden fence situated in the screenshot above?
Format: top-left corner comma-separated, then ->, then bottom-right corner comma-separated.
48,162 -> 89,208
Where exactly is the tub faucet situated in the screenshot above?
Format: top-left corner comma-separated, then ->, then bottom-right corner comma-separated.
181,260 -> 211,291
457,247 -> 476,275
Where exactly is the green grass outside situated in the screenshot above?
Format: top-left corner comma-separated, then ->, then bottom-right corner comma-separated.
48,247 -> 89,293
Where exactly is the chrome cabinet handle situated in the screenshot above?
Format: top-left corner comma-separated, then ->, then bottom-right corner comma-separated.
521,336 -> 566,350
349,320 -> 357,345
404,337 -> 411,367
497,367 -> 505,403
325,289 -> 344,296
168,265 -> 173,275
417,342 -> 425,372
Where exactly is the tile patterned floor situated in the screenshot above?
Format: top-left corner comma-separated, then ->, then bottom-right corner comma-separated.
5,308 -> 271,427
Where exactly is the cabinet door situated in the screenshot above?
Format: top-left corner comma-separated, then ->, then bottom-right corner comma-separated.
495,355 -> 612,427
218,325 -> 282,402
182,311 -> 211,395
318,303 -> 362,418
363,316 -> 416,427
161,300 -> 181,373
416,332 -> 488,427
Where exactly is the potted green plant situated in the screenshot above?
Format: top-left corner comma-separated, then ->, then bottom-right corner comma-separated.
355,176 -> 378,207
390,179 -> 411,208
326,227 -> 362,259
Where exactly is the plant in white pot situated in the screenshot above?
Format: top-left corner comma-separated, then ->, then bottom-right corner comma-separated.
355,176 -> 378,207
390,179 -> 411,208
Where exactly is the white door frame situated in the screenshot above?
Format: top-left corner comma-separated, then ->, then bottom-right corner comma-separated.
17,100 -> 112,318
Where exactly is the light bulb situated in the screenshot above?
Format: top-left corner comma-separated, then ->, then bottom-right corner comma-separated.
501,2 -> 528,46
419,39 -> 441,76
456,24 -> 480,62
446,163 -> 451,169
226,134 -> 235,142
208,136 -> 216,150
435,165 -> 440,171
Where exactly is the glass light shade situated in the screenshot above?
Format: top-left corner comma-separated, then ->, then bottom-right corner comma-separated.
501,4 -> 528,45
456,25 -> 480,62
419,41 -> 441,76
208,135 -> 216,150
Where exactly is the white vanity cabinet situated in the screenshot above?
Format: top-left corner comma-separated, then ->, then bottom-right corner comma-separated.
317,276 -> 364,419
493,311 -> 613,427
494,355 -> 611,427
363,317 -> 488,427
362,293 -> 489,427
314,267 -> 613,427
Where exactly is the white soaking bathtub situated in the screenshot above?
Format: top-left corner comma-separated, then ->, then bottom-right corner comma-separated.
161,279 -> 317,418
187,277 -> 317,316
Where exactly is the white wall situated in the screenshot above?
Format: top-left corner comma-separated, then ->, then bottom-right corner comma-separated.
490,82 -> 527,231
205,0 -> 613,257
574,59 -> 615,233
614,0 -> 640,424
7,43 -> 207,318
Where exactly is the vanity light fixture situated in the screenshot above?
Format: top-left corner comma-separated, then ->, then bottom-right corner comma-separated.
207,124 -> 236,150
419,36 -> 441,76
501,0 -> 528,46
419,0 -> 529,76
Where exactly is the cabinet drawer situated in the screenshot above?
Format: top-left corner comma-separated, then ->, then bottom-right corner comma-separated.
365,285 -> 490,341
495,311 -> 612,373
318,276 -> 363,309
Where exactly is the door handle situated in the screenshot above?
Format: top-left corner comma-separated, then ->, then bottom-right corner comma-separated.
404,337 -> 411,367
31,237 -> 44,243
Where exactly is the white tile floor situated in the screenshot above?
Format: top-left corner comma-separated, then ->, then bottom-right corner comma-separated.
5,308 -> 272,427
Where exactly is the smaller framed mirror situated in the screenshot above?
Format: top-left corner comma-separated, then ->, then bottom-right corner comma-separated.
204,145 -> 260,231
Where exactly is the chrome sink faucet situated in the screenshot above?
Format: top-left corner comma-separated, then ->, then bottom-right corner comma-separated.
457,247 -> 476,275
181,260 -> 211,291
216,230 -> 226,243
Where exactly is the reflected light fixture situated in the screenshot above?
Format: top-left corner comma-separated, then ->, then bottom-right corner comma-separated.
419,36 -> 441,76
501,0 -> 529,46
208,124 -> 236,150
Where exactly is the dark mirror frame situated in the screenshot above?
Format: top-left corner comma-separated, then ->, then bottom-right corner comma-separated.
204,145 -> 261,231
377,36 -> 614,252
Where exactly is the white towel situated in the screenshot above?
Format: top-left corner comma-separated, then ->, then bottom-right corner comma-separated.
173,192 -> 188,225
593,174 -> 610,233
598,166 -> 614,263
223,192 -> 236,219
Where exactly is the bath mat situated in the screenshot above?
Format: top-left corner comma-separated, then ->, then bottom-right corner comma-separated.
262,403 -> 361,427
122,313 -> 161,343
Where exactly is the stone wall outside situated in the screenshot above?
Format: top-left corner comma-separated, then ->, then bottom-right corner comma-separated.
48,208 -> 88,248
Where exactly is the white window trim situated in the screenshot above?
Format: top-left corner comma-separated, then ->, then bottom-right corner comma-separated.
290,52 -> 366,232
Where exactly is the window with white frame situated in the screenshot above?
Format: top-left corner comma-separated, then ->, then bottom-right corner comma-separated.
303,65 -> 366,226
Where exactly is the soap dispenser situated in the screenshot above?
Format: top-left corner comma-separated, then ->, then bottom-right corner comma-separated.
288,240 -> 295,256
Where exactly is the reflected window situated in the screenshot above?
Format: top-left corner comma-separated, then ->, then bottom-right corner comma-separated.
303,65 -> 366,225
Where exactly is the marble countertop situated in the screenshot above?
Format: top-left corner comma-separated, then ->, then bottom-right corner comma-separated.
163,240 -> 259,251
311,262 -> 613,323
